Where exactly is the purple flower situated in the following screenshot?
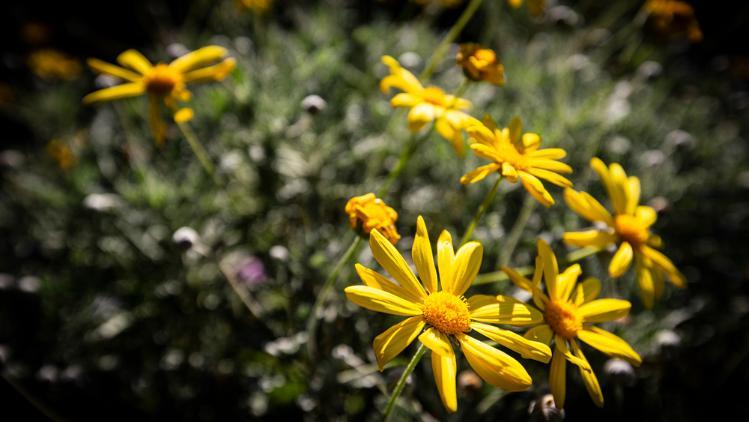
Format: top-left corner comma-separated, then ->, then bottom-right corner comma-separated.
235,256 -> 267,286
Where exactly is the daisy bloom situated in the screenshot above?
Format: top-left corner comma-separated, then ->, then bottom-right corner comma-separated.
46,139 -> 76,170
507,0 -> 545,16
344,193 -> 401,244
502,239 -> 642,408
344,216 -> 551,412
456,44 -> 505,86
82,46 -> 236,145
380,55 -> 473,155
562,158 -> 685,308
460,117 -> 573,207
27,49 -> 82,81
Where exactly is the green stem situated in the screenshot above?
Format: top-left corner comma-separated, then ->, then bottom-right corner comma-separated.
420,0 -> 484,81
176,121 -> 220,185
376,126 -> 433,197
305,236 -> 364,359
498,195 -> 536,266
382,343 -> 427,421
475,246 -> 603,285
460,175 -> 502,246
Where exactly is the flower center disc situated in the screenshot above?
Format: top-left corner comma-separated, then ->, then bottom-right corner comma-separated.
544,300 -> 582,339
614,214 -> 649,245
422,291 -> 471,335
144,64 -> 180,96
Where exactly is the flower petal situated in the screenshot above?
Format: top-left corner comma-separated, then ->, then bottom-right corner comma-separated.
563,230 -> 616,249
354,264 -> 422,304
407,103 -> 436,131
369,229 -> 427,300
577,327 -> 642,366
609,242 -> 634,278
437,230 -> 455,290
527,168 -> 573,188
390,92 -> 421,107
469,294 -> 544,326
460,163 -> 501,185
116,49 -> 153,74
457,334 -> 532,391
520,172 -> 554,207
445,241 -> 483,296
625,176 -> 641,215
431,342 -> 458,413
471,322 -> 551,363
640,246 -> 686,288
636,262 -> 656,309
182,58 -> 236,83
578,299 -> 631,323
549,350 -> 566,409
573,277 -> 601,306
563,188 -> 613,225
556,264 -> 582,302
537,239 -> 559,298
169,45 -> 229,73
87,58 -> 141,81
344,285 -> 422,316
524,324 -> 553,346
528,158 -> 573,174
570,339 -> 604,407
635,206 -> 657,228
412,216 -> 438,293
82,83 -> 145,104
530,148 -> 566,160
373,316 -> 425,370
590,157 -> 626,215
435,117 -> 464,156
419,327 -> 453,356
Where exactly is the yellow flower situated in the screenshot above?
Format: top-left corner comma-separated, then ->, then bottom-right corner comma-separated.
507,0 -> 545,16
344,193 -> 401,244
562,158 -> 685,308
380,55 -> 473,155
82,46 -> 236,145
46,139 -> 76,170
456,44 -> 505,86
236,0 -> 271,12
345,216 -> 551,412
27,49 -> 82,81
644,0 -> 703,43
460,117 -> 573,207
502,239 -> 642,408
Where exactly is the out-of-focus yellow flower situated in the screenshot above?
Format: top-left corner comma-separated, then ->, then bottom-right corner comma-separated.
380,55 -> 474,155
345,216 -> 551,412
27,49 -> 82,81
345,193 -> 401,244
507,0 -> 545,16
644,0 -> 703,43
173,108 -> 195,123
413,0 -> 465,7
456,44 -> 505,86
236,0 -> 271,12
83,46 -> 236,145
46,139 -> 76,170
562,158 -> 685,308
502,239 -> 641,408
460,117 -> 573,207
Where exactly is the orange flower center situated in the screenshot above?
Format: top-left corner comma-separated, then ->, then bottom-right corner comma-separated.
422,291 -> 471,336
144,64 -> 181,96
544,300 -> 582,339
614,214 -> 649,246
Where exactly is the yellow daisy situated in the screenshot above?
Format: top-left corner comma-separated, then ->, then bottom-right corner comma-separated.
82,46 -> 236,145
456,44 -> 505,86
345,193 -> 401,244
345,216 -> 551,412
460,117 -> 573,207
562,158 -> 685,308
502,239 -> 642,408
380,55 -> 474,155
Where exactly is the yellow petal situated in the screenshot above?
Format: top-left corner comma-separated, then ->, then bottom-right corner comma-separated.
460,163 -> 500,185
590,157 -> 626,215
520,172 -> 554,207
380,55 -> 423,93
82,83 -> 145,104
470,142 -> 503,162
471,322 -> 551,363
608,163 -> 630,215
636,262 -> 656,309
609,242 -> 634,278
344,285 -> 422,316
527,168 -> 573,188
573,277 -> 601,306
369,229 -> 427,300
412,216 -> 438,293
431,342 -> 458,413
182,57 -> 236,83
435,117 -> 464,156
578,299 -> 631,323
570,340 -> 604,407
407,103 -> 436,131
524,324 -> 553,346
469,294 -> 544,325
537,239 -> 559,298
419,327 -> 452,356
500,265 -> 534,292
635,206 -> 657,227
563,230 -> 616,248
116,49 -> 153,74
549,350 -> 566,409
625,176 -> 641,215
530,148 -> 566,160
173,107 -> 194,123
555,336 -> 592,372
445,241 -> 483,296
556,264 -> 582,302
87,58 -> 141,81
577,327 -> 642,366
457,334 -> 532,391
169,45 -> 228,73
466,123 -> 497,146
437,230 -> 455,290
508,116 -> 522,145
563,189 -> 613,225
354,264 -> 423,304
501,264 -> 548,310
528,158 -> 573,174
390,92 -> 421,108
640,246 -> 686,288
373,316 -> 425,370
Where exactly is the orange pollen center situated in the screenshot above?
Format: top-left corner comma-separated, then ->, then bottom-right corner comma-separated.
614,214 -> 649,245
422,291 -> 471,336
421,86 -> 448,107
144,64 -> 180,96
544,300 -> 582,339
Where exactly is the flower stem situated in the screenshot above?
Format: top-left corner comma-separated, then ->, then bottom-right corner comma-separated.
460,175 -> 502,246
475,246 -> 603,285
498,195 -> 536,266
305,235 -> 364,359
377,126 -> 434,197
420,0 -> 484,81
382,343 -> 427,421
176,121 -> 220,185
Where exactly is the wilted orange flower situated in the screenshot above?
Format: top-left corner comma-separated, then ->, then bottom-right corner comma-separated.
456,44 -> 505,86
28,49 -> 82,81
507,0 -> 545,16
46,139 -> 76,170
83,46 -> 235,145
345,193 -> 400,244
644,0 -> 703,43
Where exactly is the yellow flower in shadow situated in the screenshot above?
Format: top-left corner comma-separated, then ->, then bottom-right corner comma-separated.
456,44 -> 505,86
28,49 -> 82,81
345,193 -> 401,244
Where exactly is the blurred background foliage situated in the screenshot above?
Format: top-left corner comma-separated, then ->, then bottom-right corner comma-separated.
1,0 -> 748,420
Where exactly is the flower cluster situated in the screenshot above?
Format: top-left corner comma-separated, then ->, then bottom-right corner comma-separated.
344,193 -> 400,244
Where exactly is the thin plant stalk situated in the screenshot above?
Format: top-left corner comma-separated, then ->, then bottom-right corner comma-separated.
498,195 -> 537,266
305,235 -> 364,359
382,343 -> 427,421
460,175 -> 502,246
176,121 -> 220,185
